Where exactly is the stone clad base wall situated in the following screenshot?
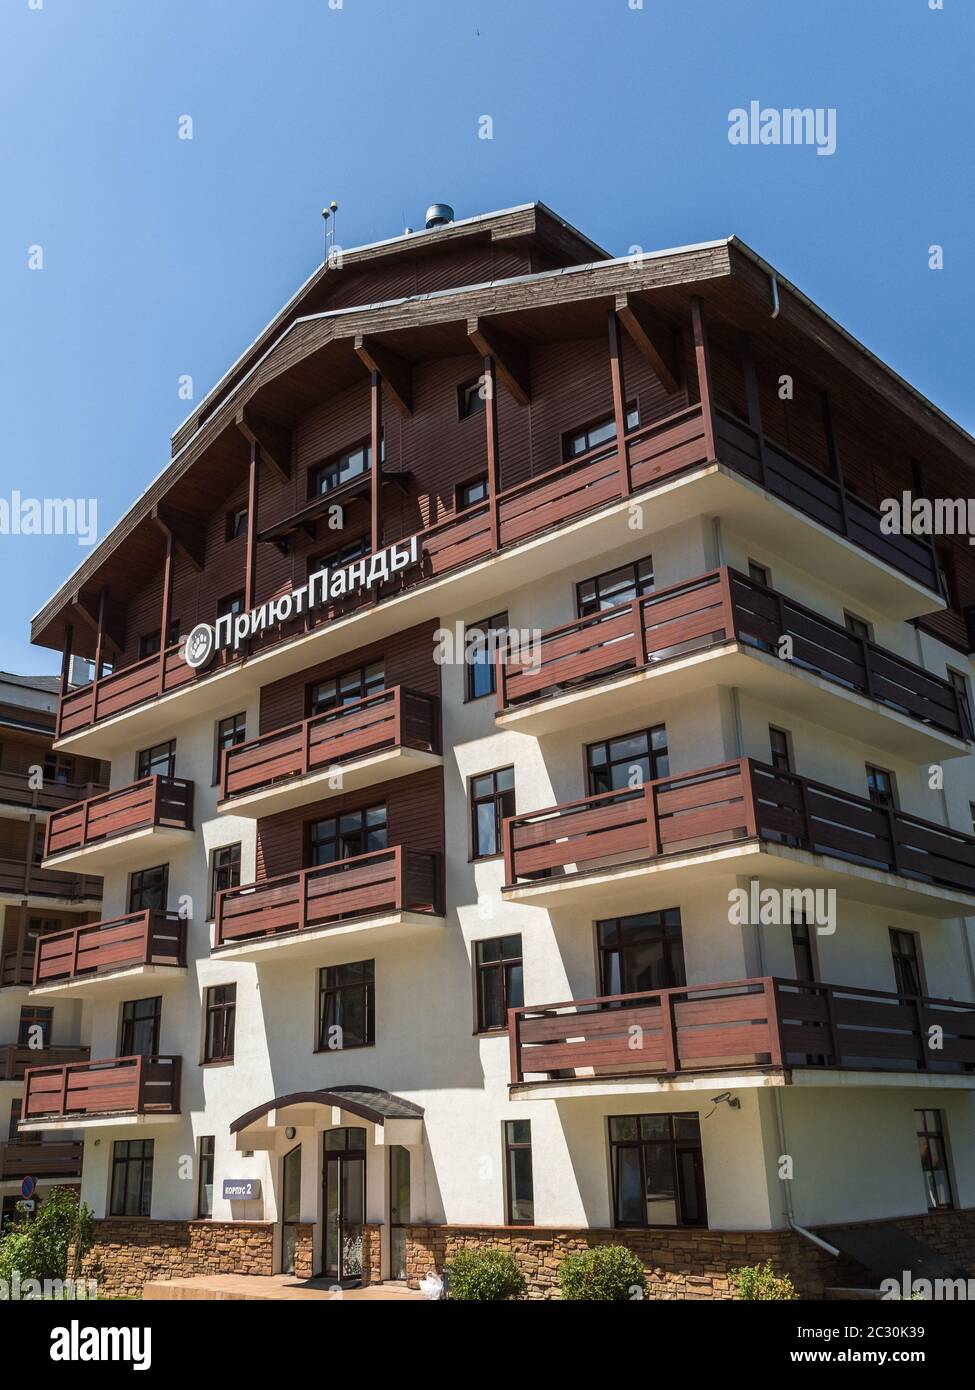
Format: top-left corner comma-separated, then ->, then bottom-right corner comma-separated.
70,1220 -> 275,1299
405,1208 -> 975,1300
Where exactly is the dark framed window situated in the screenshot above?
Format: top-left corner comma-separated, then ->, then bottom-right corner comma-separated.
747,560 -> 770,587
197,1136 -> 215,1218
307,805 -> 387,866
110,1139 -> 154,1218
890,928 -> 925,997
475,935 -> 523,1032
214,713 -> 246,784
310,438 -> 377,498
597,911 -> 685,995
471,767 -> 515,859
458,379 -> 487,419
844,612 -> 872,643
128,864 -> 169,913
866,764 -> 897,809
209,844 -> 241,918
456,475 -> 489,508
120,997 -> 161,1057
791,915 -> 817,982
307,661 -> 385,718
504,1120 -> 534,1225
916,1109 -> 953,1210
587,727 -> 668,795
948,669 -> 973,738
204,985 -> 236,1063
43,753 -> 75,785
769,727 -> 792,773
465,611 -> 508,701
609,1113 -> 706,1228
136,740 -> 176,780
307,536 -> 369,580
226,507 -> 248,541
577,556 -> 654,617
217,592 -> 245,620
564,404 -> 639,460
317,960 -> 375,1051
18,1005 -> 53,1047
139,621 -> 180,660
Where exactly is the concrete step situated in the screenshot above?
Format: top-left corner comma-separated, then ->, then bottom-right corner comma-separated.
143,1274 -> 424,1301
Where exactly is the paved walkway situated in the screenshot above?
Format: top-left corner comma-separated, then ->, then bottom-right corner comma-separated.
144,1274 -> 427,1301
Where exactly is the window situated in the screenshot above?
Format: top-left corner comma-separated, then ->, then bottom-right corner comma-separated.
128,865 -> 169,913
470,767 -> 515,859
577,556 -> 655,617
43,753 -> 75,786
24,919 -> 59,953
866,764 -> 897,809
197,1136 -> 215,1218
310,439 -> 376,497
120,997 -> 161,1057
110,1139 -> 154,1218
139,621 -> 180,659
609,1113 -> 706,1228
318,960 -> 375,1050
587,727 -> 668,795
890,929 -> 925,997
769,727 -> 793,773
916,1110 -> 953,1210
226,507 -> 248,541
217,592 -> 245,620
465,611 -> 508,701
598,911 -> 685,995
209,844 -> 241,918
844,612 -> 873,643
475,935 -> 523,1032
504,1120 -> 534,1225
307,661 -> 385,718
948,669 -> 973,738
936,547 -> 955,607
564,404 -> 639,460
17,1005 -> 52,1047
747,560 -> 770,587
791,915 -> 817,982
456,475 -> 488,508
203,985 -> 236,1063
458,379 -> 487,419
307,805 -> 387,866
214,713 -> 246,784
307,536 -> 369,581
136,740 -> 176,780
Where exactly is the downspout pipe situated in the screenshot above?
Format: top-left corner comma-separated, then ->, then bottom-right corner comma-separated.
789,1220 -> 841,1258
769,269 -> 780,318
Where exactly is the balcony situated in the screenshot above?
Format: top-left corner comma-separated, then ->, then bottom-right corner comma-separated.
43,776 -> 194,873
0,768 -> 107,819
509,977 -> 975,1096
0,1043 -> 89,1083
219,687 -> 441,816
497,568 -> 970,758
0,1139 -> 84,1180
0,858 -> 102,908
1,952 -> 36,989
53,400 -> 943,758
30,910 -> 187,999
213,846 -> 445,962
19,1055 -> 182,1130
502,758 -> 975,918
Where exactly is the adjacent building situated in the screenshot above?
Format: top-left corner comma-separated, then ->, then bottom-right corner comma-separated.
21,202 -> 975,1296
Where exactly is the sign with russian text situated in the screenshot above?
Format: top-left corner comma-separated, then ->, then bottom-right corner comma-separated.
222,1178 -> 261,1200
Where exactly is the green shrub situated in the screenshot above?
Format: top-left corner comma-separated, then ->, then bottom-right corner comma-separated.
446,1247 -> 526,1301
0,1187 -> 95,1292
728,1260 -> 799,1301
558,1244 -> 647,1301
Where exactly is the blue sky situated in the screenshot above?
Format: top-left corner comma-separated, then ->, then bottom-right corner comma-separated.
1,0 -> 971,674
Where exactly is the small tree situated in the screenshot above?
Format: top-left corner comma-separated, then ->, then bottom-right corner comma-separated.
728,1260 -> 799,1300
446,1247 -> 526,1301
559,1244 -> 647,1301
0,1187 -> 95,1291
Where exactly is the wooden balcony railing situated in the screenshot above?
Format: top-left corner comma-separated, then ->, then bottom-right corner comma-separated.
0,769 -> 107,812
497,567 -> 971,740
503,757 -> 975,898
0,1043 -> 89,1081
33,910 -> 186,987
220,687 -> 440,801
22,1055 -> 182,1120
1,952 -> 35,988
0,857 -> 102,902
0,1139 -> 84,1180
214,845 -> 444,949
510,977 -> 975,1084
45,776 -> 194,860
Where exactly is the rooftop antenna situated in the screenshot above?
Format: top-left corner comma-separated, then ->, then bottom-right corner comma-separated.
322,199 -> 339,262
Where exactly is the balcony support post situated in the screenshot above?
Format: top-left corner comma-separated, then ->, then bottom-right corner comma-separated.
14,902 -> 29,983
57,622 -> 74,737
661,989 -> 678,1072
740,332 -> 768,488
509,1008 -> 523,1085
607,309 -> 630,496
690,296 -> 717,462
92,586 -> 108,682
483,354 -> 501,550
157,530 -> 174,696
821,391 -> 850,539
370,369 -> 383,553
244,440 -> 260,613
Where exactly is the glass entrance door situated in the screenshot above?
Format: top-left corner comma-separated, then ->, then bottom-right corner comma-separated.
323,1128 -> 366,1282
389,1145 -> 410,1280
281,1144 -> 301,1276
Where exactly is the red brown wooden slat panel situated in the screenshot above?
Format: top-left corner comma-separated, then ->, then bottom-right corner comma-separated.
22,1055 -> 180,1118
45,776 -> 193,858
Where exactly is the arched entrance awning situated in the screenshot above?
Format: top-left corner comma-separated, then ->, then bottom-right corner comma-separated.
231,1085 -> 423,1136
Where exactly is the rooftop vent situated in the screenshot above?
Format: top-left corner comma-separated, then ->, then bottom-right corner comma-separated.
425,203 -> 454,230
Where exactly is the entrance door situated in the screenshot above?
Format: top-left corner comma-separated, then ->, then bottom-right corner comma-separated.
281,1144 -> 301,1276
323,1128 -> 366,1282
389,1145 -> 410,1280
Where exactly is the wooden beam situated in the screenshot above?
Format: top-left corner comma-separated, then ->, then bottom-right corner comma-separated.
93,588 -> 108,681
151,504 -> 206,570
607,310 -> 630,496
59,623 -> 74,700
466,318 -> 530,406
691,296 -> 717,460
483,355 -> 501,549
244,441 -> 260,612
740,332 -> 768,488
370,371 -> 383,552
235,408 -> 291,482
616,294 -> 681,395
354,336 -> 413,418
